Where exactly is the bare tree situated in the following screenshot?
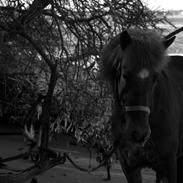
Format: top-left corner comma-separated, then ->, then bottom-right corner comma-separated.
0,0 -> 170,182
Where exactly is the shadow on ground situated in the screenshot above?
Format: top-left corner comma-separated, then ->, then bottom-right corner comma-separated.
0,124 -> 155,183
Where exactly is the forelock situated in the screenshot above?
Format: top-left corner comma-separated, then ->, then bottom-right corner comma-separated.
125,29 -> 168,72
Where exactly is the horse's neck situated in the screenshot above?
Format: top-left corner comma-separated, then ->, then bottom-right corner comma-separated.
151,69 -> 176,121
150,68 -> 180,136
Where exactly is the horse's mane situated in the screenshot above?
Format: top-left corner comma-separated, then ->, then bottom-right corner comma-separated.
101,29 -> 169,84
100,34 -> 122,84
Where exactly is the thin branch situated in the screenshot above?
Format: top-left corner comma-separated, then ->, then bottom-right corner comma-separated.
0,157 -> 65,183
19,0 -> 53,24
19,31 -> 55,70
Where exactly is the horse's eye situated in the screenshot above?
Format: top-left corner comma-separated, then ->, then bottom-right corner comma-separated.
123,72 -> 131,80
123,74 -> 128,80
116,70 -> 121,78
153,73 -> 159,83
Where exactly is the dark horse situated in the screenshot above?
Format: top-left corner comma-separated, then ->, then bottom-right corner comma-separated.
101,29 -> 183,183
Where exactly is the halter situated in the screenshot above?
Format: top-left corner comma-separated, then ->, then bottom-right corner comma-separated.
115,90 -> 151,115
114,73 -> 151,115
124,105 -> 151,114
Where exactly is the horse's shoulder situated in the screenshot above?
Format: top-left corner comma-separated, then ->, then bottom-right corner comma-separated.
168,54 -> 183,60
168,54 -> 183,70
166,54 -> 183,95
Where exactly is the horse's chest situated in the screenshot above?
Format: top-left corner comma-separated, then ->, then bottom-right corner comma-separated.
121,141 -> 164,172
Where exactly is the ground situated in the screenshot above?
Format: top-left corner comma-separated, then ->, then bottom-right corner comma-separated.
0,125 -> 156,183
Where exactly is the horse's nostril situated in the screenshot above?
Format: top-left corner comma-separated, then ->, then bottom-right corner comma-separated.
131,131 -> 139,142
131,131 -> 147,144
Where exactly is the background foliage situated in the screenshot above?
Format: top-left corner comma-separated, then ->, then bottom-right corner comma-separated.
0,0 -> 173,150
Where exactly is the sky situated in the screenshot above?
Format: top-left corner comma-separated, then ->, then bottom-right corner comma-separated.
145,0 -> 183,10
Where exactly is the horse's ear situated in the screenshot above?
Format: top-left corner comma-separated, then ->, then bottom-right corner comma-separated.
163,36 -> 176,49
120,30 -> 132,50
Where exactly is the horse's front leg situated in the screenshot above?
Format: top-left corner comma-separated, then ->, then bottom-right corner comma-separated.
118,149 -> 142,183
160,155 -> 177,183
124,167 -> 142,183
120,160 -> 142,183
177,156 -> 183,183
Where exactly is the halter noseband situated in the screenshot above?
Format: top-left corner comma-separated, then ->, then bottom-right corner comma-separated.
115,80 -> 151,115
124,105 -> 151,114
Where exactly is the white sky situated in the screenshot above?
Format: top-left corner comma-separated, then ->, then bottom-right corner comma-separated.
144,0 -> 183,10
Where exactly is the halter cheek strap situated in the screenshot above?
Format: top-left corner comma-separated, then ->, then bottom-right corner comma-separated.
124,105 -> 151,114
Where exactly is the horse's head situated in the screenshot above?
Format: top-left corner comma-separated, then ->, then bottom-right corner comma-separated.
111,30 -> 175,148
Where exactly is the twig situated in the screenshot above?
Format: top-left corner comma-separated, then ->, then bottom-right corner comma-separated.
0,153 -> 28,163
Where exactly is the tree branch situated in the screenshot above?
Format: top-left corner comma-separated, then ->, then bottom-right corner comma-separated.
19,0 -> 53,24
0,157 -> 64,183
19,31 -> 55,70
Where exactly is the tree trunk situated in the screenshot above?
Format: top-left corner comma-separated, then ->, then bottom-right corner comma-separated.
39,65 -> 57,161
0,66 -> 58,183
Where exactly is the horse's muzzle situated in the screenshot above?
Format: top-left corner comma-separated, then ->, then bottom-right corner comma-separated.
131,127 -> 151,145
124,118 -> 151,146
123,105 -> 151,145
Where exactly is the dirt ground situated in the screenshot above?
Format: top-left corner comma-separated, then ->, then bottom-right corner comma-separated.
0,125 -> 156,183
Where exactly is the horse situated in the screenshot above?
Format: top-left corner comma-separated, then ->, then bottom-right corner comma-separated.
101,29 -> 183,183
